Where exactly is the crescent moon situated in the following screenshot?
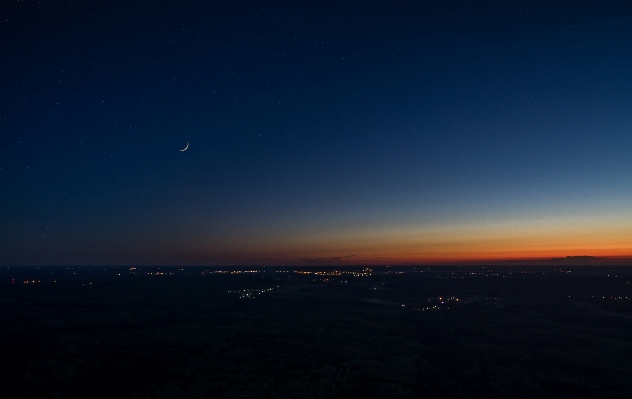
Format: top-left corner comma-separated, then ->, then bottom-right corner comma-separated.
180,141 -> 189,152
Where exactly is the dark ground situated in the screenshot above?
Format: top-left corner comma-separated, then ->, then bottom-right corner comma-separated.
1,266 -> 631,398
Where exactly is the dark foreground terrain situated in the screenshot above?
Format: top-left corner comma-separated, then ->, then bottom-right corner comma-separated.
1,266 -> 631,399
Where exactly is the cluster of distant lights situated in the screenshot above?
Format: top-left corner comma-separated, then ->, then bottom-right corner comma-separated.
409,296 -> 462,312
571,295 -> 630,300
200,270 -> 261,276
294,268 -> 372,277
228,286 -> 278,299
395,296 -> 499,312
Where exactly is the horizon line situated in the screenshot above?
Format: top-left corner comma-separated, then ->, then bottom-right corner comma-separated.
3,255 -> 632,268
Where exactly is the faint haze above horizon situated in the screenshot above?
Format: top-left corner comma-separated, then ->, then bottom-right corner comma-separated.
1,1 -> 631,266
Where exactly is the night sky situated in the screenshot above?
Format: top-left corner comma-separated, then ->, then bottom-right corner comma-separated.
2,1 -> 631,266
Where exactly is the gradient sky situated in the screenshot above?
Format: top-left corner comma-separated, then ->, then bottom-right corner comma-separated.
1,1 -> 631,265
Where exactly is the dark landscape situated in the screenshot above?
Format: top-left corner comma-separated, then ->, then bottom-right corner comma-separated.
2,265 -> 631,399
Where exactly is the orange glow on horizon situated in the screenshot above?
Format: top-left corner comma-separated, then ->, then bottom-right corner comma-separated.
194,213 -> 632,265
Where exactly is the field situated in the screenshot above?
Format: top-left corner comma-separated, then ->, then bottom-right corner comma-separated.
1,266 -> 631,398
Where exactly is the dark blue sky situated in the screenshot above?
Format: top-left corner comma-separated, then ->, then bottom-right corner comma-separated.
2,1 -> 631,265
